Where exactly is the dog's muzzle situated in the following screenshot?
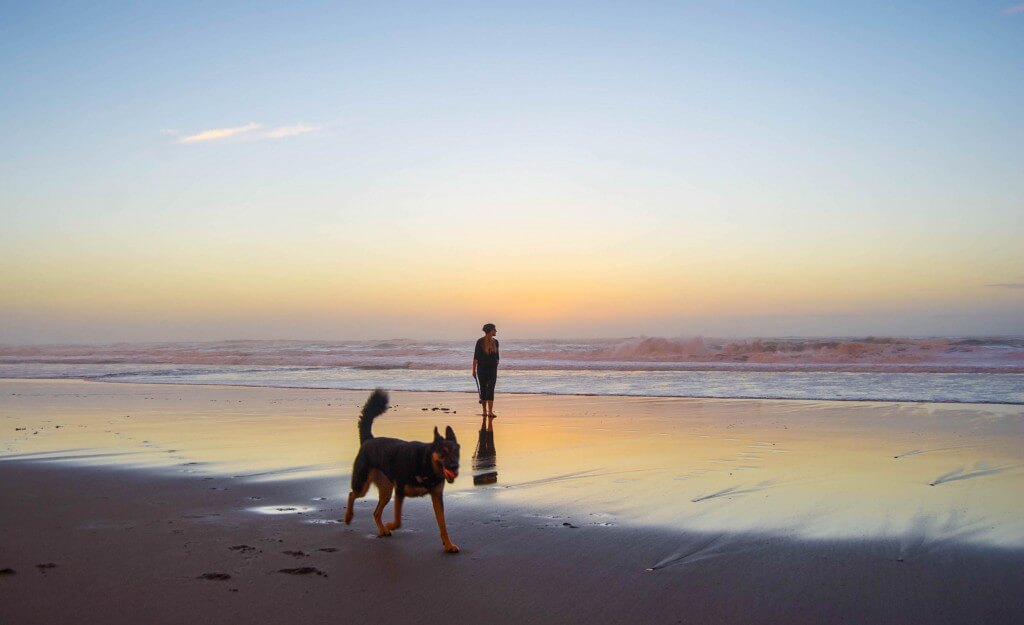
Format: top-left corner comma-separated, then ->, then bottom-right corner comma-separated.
443,468 -> 458,483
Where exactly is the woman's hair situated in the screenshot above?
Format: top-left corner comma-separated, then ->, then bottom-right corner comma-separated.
482,335 -> 496,355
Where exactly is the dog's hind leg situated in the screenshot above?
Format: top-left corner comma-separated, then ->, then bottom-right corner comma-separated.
344,467 -> 372,525
372,471 -> 395,537
386,491 -> 405,531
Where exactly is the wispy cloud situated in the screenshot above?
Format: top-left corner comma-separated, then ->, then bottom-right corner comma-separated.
264,124 -> 319,139
985,283 -> 1024,289
173,122 -> 320,144
179,122 -> 262,144
1004,4 -> 1024,14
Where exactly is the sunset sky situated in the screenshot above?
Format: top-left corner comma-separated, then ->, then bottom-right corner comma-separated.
2,1 -> 1022,342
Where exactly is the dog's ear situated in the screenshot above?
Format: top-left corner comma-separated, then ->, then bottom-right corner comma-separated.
433,426 -> 443,444
445,425 -> 457,442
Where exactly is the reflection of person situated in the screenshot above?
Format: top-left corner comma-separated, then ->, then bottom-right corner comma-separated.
472,420 -> 497,473
472,323 -> 500,423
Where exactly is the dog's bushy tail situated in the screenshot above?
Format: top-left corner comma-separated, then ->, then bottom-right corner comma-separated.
358,389 -> 390,444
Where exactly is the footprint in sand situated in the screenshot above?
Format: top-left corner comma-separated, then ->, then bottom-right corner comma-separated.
229,545 -> 258,554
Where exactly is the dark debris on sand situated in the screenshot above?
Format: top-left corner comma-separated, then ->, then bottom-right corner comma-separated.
282,550 -> 308,557
198,572 -> 232,581
278,567 -> 327,577
229,545 -> 257,553
0,568 -> 16,575
35,563 -> 57,571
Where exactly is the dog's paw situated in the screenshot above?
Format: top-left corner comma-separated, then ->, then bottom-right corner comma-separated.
377,528 -> 392,537
443,542 -> 460,553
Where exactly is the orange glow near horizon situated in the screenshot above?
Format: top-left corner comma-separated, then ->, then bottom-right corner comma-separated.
2,214 -> 1021,340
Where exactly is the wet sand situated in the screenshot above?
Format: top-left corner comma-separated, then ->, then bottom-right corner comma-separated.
2,379 -> 1023,624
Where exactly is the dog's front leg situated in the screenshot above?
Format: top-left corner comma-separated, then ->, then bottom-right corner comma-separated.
429,486 -> 459,553
386,491 -> 404,531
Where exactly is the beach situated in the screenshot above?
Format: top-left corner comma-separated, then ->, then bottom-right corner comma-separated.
2,379 -> 1023,624
5,1 -> 1022,622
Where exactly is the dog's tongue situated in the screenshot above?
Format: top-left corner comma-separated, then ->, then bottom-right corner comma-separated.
444,468 -> 457,481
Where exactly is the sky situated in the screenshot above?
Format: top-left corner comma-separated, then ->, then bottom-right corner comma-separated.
1,1 -> 1022,343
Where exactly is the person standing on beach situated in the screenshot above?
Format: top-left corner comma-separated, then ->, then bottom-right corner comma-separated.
473,323 -> 500,423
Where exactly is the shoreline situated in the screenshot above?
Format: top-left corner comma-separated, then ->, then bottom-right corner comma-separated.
5,361 -> 1024,374
3,375 -> 1023,406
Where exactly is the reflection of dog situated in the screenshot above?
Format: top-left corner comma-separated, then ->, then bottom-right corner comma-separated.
343,390 -> 462,553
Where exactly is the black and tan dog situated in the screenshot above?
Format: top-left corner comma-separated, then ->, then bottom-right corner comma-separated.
343,390 -> 461,553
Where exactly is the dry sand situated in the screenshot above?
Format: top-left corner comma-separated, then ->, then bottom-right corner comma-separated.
1,379 -> 1022,624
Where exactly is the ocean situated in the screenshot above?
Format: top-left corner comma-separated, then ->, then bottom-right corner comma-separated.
1,337 -> 1022,404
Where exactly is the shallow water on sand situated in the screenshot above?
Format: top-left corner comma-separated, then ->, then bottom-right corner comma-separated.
2,363 -> 1023,404
2,379 -> 1022,549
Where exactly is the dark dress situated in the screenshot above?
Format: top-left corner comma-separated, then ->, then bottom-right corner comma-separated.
474,337 -> 500,402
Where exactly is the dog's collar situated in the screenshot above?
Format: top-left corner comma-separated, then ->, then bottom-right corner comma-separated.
414,472 -> 442,488
417,448 -> 445,487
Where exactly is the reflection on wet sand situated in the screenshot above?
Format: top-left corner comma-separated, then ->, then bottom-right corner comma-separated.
472,416 -> 498,484
1,379 -> 1022,549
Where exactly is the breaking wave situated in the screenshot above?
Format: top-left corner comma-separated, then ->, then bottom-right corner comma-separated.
1,337 -> 1022,403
